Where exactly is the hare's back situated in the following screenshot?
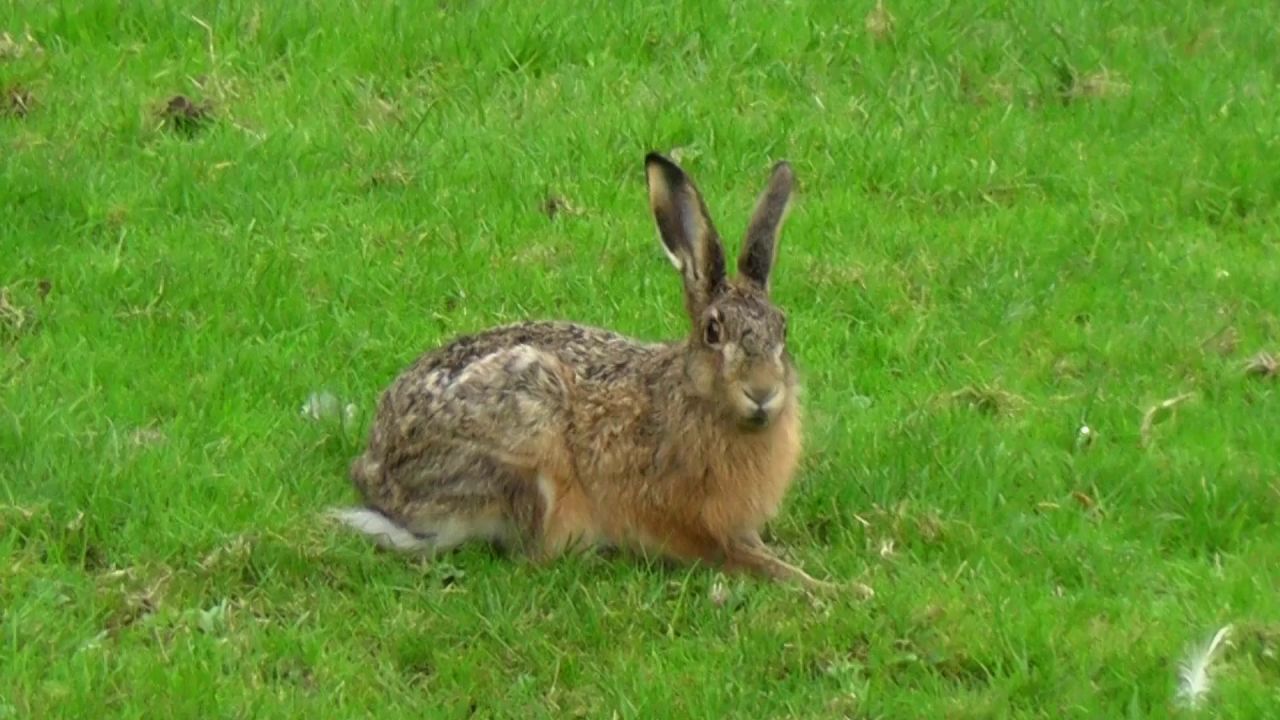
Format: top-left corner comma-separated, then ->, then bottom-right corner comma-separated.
404,320 -> 661,382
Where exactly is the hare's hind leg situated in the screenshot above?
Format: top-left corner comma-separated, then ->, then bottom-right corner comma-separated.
374,452 -> 548,558
398,496 -> 519,556
356,344 -> 582,560
395,464 -> 596,563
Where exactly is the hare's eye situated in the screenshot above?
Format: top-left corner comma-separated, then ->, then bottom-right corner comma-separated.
704,318 -> 722,346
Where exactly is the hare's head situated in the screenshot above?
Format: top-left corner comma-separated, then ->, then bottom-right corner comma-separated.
645,153 -> 797,431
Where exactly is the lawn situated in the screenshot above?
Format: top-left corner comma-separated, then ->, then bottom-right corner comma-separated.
3,1 -> 1279,717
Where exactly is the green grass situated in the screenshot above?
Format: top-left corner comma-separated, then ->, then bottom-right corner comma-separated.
3,1 -> 1279,716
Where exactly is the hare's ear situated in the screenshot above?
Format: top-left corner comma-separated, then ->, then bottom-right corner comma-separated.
645,153 -> 727,316
737,161 -> 794,292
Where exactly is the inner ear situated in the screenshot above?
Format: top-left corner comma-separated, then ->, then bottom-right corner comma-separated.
645,152 -> 728,315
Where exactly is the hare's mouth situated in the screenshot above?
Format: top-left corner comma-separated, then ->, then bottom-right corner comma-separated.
738,407 -> 774,431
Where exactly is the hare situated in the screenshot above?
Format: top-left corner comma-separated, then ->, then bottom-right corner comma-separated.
331,153 -> 831,588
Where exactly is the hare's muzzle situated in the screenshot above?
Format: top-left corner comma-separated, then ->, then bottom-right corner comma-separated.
739,384 -> 783,429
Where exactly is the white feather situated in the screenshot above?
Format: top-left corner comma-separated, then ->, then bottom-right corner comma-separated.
1176,624 -> 1232,709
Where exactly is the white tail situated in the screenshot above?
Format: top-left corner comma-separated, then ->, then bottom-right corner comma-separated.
327,507 -> 432,552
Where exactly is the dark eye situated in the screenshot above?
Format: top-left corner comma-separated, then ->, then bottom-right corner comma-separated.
704,318 -> 722,346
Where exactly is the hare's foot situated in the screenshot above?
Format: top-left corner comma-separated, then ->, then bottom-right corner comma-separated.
631,528 -> 841,594
722,534 -> 870,596
722,537 -> 824,587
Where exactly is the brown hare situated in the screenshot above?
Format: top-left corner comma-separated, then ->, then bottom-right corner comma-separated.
331,153 -> 832,589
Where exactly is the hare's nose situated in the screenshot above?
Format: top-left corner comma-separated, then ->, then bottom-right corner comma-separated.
744,386 -> 778,408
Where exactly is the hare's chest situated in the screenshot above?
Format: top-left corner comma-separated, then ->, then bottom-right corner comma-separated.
699,416 -> 803,536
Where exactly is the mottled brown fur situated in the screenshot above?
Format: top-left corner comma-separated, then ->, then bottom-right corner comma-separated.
335,153 -> 829,588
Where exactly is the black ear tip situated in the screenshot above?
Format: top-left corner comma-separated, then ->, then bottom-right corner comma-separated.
645,152 -> 686,184
645,152 -> 680,172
